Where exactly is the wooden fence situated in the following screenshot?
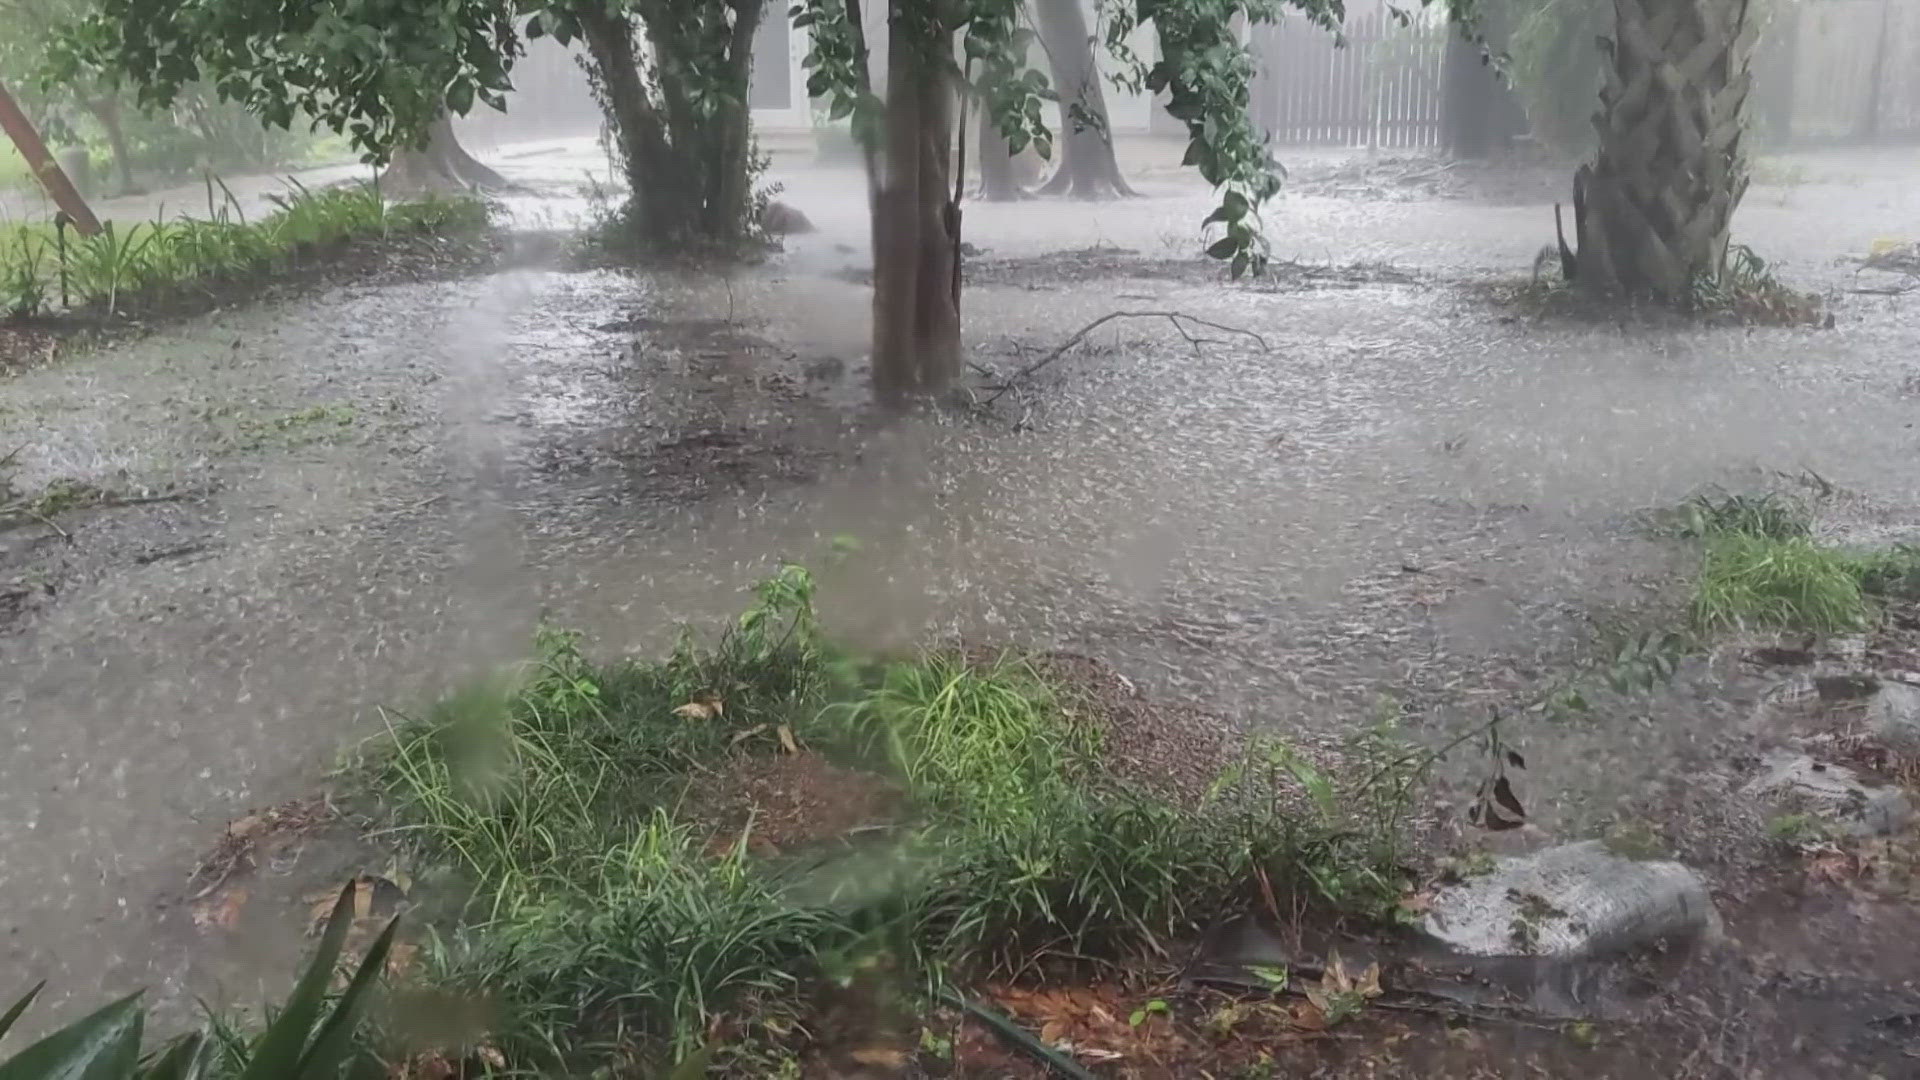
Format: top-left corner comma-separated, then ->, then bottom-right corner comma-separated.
1760,0 -> 1920,142
1251,13 -> 1449,149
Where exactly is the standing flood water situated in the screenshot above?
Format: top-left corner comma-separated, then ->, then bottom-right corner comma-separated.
5,139 -> 1920,1064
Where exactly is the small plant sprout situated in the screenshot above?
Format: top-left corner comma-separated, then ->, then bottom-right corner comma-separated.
1128,998 -> 1171,1028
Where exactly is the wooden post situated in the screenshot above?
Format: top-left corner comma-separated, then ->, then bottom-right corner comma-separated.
0,78 -> 102,235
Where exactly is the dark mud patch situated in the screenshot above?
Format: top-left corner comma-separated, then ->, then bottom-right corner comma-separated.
0,227 -> 550,374
1033,650 -> 1241,806
1286,153 -> 1568,207
682,751 -> 906,856
1477,275 -> 1832,329
522,312 -> 865,501
832,247 -> 1420,293
0,485 -> 219,633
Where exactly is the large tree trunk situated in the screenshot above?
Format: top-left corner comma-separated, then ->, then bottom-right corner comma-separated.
578,6 -> 703,243
870,11 -> 961,408
976,108 -> 1026,200
1573,0 -> 1756,304
1032,0 -> 1136,199
379,114 -> 511,194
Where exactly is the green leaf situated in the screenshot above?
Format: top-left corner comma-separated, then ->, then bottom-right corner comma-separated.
668,1046 -> 714,1080
0,983 -> 45,1044
140,1034 -> 207,1080
239,882 -> 358,1080
1205,237 -> 1237,260
1221,189 -> 1249,221
296,915 -> 400,1076
446,79 -> 474,116
525,14 -> 544,38
0,992 -> 144,1080
828,95 -> 853,120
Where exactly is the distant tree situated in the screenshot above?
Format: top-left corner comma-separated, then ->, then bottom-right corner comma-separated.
1032,0 -> 1135,198
798,0 -> 1313,406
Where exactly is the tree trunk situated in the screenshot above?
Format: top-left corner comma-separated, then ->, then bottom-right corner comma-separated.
870,11 -> 961,408
976,108 -> 1026,200
1032,0 -> 1136,199
379,114 -> 511,194
702,0 -> 764,240
1441,34 -> 1500,158
578,5 -> 703,243
1573,0 -> 1756,304
86,98 -> 136,194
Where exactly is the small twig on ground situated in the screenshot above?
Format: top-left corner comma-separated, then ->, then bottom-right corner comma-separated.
26,509 -> 71,543
982,310 -> 1269,406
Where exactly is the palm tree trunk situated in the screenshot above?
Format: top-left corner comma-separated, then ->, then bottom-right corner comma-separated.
1574,0 -> 1757,303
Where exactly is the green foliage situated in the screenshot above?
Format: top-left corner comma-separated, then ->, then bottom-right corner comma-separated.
1850,544 -> 1920,602
0,885 -> 394,1079
57,0 -> 521,163
0,183 -> 488,318
362,565 -> 1416,1071
1692,533 -> 1868,636
820,652 -> 1095,817
1660,489 -> 1812,541
1482,0 -> 1607,154
1765,811 -> 1830,846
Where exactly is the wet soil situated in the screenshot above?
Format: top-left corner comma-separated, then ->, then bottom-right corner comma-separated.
5,139 -> 1920,1070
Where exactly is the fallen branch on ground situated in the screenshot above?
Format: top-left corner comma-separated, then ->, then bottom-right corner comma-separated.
981,310 -> 1269,406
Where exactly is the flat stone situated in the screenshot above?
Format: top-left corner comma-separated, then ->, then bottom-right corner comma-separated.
1743,749 -> 1912,837
1421,841 -> 1719,959
1867,681 -> 1920,752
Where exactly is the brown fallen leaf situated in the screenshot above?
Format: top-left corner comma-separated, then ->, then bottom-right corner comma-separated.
386,940 -> 421,978
848,1047 -> 908,1068
673,701 -> 716,721
776,724 -> 800,755
1290,1000 -> 1329,1031
191,886 -> 249,930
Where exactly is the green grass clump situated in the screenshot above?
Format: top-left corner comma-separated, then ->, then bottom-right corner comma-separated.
362,566 -> 1410,1073
1692,533 -> 1867,635
1665,490 -> 1811,541
1849,543 -> 1920,602
0,180 -> 490,319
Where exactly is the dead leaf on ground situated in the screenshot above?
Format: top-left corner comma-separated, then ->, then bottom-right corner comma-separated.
1290,1000 -> 1329,1031
674,695 -> 724,721
776,723 -> 800,755
849,1047 -> 908,1068
191,885 -> 249,931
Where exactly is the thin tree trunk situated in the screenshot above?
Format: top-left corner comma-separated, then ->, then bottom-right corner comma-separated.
1032,0 -> 1135,199
870,11 -> 960,408
86,98 -> 136,194
976,108 -> 1026,200
1441,33 -> 1501,158
380,115 -> 511,194
703,0 -> 764,241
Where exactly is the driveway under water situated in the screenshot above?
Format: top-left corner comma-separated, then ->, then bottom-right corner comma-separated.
4,140 -> 1920,1058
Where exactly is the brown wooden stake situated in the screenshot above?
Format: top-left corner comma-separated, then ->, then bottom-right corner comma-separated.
0,79 -> 102,235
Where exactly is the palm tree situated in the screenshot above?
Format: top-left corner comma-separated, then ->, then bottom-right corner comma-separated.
1570,0 -> 1757,303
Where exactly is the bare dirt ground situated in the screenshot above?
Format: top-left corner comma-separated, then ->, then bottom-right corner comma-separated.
5,136 -> 1920,1070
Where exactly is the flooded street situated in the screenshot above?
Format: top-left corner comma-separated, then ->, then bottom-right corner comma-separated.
6,137 -> 1920,1057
